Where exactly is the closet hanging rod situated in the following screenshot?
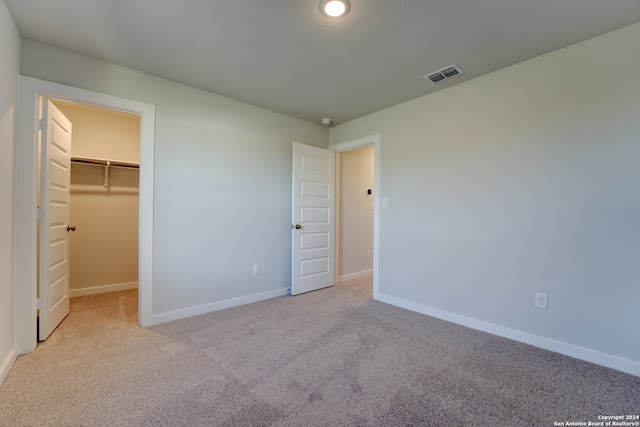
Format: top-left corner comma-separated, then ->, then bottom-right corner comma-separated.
70,155 -> 140,170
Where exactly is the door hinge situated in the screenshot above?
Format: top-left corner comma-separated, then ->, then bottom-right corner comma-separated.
38,119 -> 45,130
37,207 -> 43,220
37,297 -> 43,310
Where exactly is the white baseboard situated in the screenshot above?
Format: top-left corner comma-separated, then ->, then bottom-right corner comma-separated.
339,269 -> 373,283
70,281 -> 138,297
376,292 -> 640,378
0,347 -> 18,386
149,287 -> 290,325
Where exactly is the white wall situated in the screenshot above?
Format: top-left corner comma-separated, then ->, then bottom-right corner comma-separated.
0,0 -> 20,383
330,23 -> 640,375
338,145 -> 374,281
20,39 -> 329,320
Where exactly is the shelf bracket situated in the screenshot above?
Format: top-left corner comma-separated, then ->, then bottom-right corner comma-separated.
104,160 -> 110,187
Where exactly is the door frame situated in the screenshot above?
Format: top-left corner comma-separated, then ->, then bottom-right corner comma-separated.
15,76 -> 156,353
329,134 -> 381,299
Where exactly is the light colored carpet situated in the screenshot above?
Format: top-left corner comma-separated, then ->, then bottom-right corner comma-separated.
1,277 -> 639,426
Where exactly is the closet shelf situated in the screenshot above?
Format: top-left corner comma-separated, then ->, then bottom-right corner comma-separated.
71,155 -> 139,169
70,156 -> 139,187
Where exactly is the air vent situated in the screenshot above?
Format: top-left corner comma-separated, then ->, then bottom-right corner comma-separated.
423,64 -> 463,84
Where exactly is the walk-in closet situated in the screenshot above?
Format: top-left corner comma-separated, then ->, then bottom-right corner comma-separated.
52,100 -> 140,297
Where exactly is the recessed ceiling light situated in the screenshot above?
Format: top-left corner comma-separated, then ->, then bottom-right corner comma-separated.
320,0 -> 350,18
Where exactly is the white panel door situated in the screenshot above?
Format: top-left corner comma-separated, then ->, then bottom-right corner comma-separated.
291,142 -> 335,295
39,100 -> 73,341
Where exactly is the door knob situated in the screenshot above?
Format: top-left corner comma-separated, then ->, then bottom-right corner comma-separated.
293,224 -> 302,230
67,225 -> 76,232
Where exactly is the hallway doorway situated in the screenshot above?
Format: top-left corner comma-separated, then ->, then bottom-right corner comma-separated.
336,145 -> 375,284
330,134 -> 381,297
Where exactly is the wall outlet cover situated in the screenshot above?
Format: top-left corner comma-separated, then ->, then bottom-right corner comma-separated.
535,292 -> 548,309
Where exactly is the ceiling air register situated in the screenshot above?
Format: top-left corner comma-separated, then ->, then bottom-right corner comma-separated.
423,64 -> 463,84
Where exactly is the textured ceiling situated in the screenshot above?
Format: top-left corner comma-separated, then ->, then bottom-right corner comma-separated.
6,0 -> 640,125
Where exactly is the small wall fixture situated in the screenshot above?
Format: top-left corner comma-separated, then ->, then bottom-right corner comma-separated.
321,118 -> 332,126
320,0 -> 350,18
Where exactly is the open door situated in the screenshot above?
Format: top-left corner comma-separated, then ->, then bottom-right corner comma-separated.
38,100 -> 73,341
291,142 -> 335,295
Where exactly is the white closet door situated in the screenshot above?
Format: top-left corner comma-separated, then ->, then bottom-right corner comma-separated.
39,100 -> 73,341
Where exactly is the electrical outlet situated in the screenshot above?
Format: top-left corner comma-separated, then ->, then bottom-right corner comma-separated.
535,292 -> 548,309
253,264 -> 260,276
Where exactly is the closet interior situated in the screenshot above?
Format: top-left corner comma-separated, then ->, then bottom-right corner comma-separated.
52,100 -> 141,298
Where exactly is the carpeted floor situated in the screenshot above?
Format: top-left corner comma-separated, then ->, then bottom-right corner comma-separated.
1,277 -> 639,426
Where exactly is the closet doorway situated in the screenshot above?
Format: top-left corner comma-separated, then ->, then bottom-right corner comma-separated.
16,76 -> 155,353
51,100 -> 141,301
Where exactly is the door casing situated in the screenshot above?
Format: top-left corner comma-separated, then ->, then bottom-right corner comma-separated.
15,76 -> 156,354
